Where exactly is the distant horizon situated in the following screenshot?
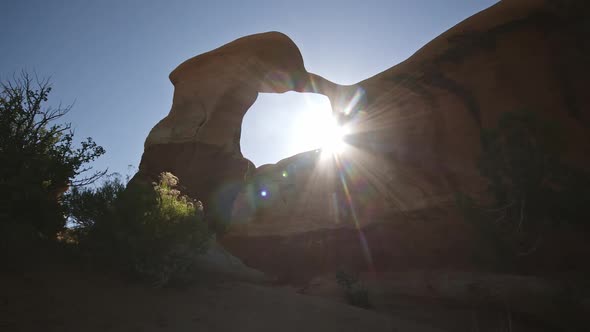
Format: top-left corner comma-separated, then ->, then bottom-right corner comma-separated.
1,0 -> 499,179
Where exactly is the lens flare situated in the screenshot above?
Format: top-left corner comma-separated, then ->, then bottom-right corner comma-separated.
320,117 -> 349,157
289,95 -> 352,158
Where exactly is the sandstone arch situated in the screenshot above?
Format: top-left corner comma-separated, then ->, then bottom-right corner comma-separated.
132,0 -> 590,281
223,0 -> 590,281
132,31 -> 363,227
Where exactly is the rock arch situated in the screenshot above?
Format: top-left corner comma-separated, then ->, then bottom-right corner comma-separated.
131,31 -> 361,226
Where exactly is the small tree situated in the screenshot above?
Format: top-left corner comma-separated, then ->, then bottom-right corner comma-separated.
0,73 -> 105,240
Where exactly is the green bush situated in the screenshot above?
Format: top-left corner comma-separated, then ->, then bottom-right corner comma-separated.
67,172 -> 211,286
63,174 -> 126,236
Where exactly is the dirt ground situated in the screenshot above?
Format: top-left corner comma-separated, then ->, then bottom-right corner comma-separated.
0,249 -> 446,332
1,245 -> 585,332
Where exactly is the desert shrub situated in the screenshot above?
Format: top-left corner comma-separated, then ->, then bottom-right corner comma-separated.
336,271 -> 371,309
69,172 -> 211,286
63,174 -> 126,239
457,110 -> 590,267
0,73 -> 105,242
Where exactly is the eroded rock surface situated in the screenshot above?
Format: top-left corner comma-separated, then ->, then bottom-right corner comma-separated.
132,32 -> 352,225
133,0 -> 590,283
222,0 -> 590,280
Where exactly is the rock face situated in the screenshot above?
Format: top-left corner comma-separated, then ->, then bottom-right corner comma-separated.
221,0 -> 590,280
135,1 -> 590,281
133,32 -> 353,225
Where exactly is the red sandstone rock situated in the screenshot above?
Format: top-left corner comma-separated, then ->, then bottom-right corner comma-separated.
134,1 -> 590,281
222,0 -> 590,280
132,32 -> 356,224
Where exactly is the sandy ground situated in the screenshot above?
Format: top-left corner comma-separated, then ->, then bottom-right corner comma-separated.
0,250 -> 446,332
2,244 -> 581,332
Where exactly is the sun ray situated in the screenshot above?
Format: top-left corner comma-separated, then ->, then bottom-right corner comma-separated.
333,153 -> 375,273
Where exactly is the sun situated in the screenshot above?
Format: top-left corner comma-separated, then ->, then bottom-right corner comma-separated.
318,116 -> 349,156
289,94 -> 351,158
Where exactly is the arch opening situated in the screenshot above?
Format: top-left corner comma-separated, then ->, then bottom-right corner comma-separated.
240,92 -> 336,166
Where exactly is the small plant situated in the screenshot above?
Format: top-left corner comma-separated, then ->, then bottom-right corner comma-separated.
126,173 -> 209,286
336,271 -> 371,309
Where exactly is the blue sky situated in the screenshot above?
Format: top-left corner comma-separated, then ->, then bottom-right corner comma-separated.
1,0 -> 498,179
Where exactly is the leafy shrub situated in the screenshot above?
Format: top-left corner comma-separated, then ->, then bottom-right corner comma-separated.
68,172 -> 211,286
0,73 -> 105,241
336,271 -> 371,309
63,174 -> 126,238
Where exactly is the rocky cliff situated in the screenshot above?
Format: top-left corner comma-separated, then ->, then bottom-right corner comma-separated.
132,31 -> 353,227
222,0 -> 590,280
135,0 -> 590,281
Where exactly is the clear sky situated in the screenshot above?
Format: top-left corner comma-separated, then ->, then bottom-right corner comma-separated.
1,0 -> 498,179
